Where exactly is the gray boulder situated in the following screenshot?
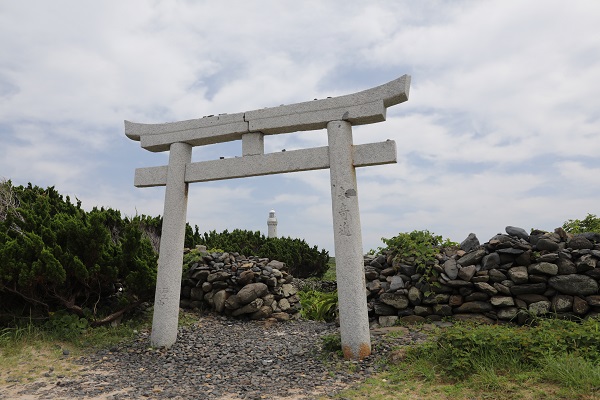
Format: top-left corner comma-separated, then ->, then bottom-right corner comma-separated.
548,274 -> 599,296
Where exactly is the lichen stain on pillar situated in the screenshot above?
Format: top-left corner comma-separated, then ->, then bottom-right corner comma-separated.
342,343 -> 372,360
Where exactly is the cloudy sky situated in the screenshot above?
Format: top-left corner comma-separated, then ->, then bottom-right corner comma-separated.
1,1 -> 598,255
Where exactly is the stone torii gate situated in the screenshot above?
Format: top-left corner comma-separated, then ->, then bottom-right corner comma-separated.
125,75 -> 411,359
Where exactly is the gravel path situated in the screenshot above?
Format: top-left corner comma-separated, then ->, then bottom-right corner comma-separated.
3,314 -> 430,400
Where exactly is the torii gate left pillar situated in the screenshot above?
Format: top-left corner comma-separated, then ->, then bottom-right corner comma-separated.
125,75 -> 410,359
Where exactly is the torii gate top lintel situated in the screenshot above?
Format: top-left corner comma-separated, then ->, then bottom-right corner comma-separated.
124,74 -> 410,152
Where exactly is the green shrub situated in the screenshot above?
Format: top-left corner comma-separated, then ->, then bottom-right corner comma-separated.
563,213 -> 600,234
0,181 -> 158,327
379,230 -> 457,284
197,229 -> 329,278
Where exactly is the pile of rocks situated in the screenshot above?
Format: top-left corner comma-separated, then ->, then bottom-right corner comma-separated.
365,226 -> 600,326
180,246 -> 301,321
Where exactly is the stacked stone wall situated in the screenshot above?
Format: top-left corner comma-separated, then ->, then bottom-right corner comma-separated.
179,227 -> 600,326
366,226 -> 600,326
180,247 -> 300,321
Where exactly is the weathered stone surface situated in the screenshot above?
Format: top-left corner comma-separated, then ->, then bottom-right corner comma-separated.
557,257 -> 577,275
529,300 -> 551,315
458,265 -> 477,281
568,235 -> 594,250
213,290 -> 230,313
190,287 -> 204,301
262,294 -> 275,307
401,315 -> 426,323
490,296 -> 515,307
238,270 -> 255,286
278,298 -> 291,312
445,280 -> 474,288
497,307 -> 519,320
449,294 -> 464,306
443,259 -> 459,280
551,294 -> 573,312
433,304 -> 453,316
548,274 -> 599,296
232,298 -> 264,316
465,292 -> 489,302
515,250 -> 532,266
272,312 -> 291,321
378,316 -> 399,327
455,301 -> 493,313
389,275 -> 405,291
201,281 -> 213,292
528,262 -> 558,276
281,283 -> 297,297
510,283 -> 547,295
508,266 -> 529,284
250,305 -> 273,320
506,226 -> 530,241
493,283 -> 512,296
489,269 -> 508,282
457,249 -> 487,267
422,293 -> 450,305
536,238 -> 559,251
573,296 -> 590,315
207,271 -> 231,283
474,282 -> 498,296
380,293 -> 409,309
576,254 -> 597,272
364,267 -> 379,281
237,282 -> 269,305
374,302 -> 397,316
414,306 -> 432,316
453,313 -> 494,324
366,280 -> 382,293
516,294 -> 549,304
224,294 -> 241,310
460,233 -> 480,252
406,286 -> 422,306
481,253 -> 500,270
398,264 -> 416,276
586,295 -> 600,306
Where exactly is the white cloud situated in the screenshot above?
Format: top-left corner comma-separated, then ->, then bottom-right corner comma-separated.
1,0 -> 599,255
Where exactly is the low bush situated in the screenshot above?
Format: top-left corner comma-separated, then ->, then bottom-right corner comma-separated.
379,230 -> 457,285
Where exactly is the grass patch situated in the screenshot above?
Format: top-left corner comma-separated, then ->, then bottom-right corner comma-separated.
322,257 -> 337,281
333,318 -> 600,400
0,312 -> 152,386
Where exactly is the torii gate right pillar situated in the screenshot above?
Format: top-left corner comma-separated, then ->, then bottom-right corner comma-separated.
327,120 -> 371,359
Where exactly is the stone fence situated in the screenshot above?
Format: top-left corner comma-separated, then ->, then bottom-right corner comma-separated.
366,226 -> 600,326
180,247 -> 301,321
179,227 -> 600,326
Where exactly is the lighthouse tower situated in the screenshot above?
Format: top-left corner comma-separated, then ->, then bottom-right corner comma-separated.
267,210 -> 278,238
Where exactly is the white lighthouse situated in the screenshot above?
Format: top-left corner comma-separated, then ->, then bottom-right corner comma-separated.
267,209 -> 278,238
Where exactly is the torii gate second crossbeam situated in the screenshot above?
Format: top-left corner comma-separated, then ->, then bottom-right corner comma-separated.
125,74 -> 411,360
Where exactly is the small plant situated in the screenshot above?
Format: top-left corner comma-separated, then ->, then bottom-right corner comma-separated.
45,311 -> 89,339
298,289 -> 338,322
321,333 -> 342,356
